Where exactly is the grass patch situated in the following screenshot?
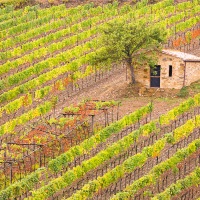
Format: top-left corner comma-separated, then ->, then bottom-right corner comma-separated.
177,80 -> 200,98
177,87 -> 189,98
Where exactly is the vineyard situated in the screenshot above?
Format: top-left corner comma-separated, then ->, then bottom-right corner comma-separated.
0,0 -> 200,199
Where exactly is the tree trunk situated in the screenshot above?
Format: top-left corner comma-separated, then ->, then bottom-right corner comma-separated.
127,58 -> 135,84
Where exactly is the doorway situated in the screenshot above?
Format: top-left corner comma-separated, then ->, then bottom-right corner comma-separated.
150,65 -> 160,87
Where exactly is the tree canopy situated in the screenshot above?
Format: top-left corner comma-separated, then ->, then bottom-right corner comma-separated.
90,20 -> 167,83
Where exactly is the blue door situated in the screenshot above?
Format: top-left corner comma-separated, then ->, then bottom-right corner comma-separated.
150,65 -> 160,88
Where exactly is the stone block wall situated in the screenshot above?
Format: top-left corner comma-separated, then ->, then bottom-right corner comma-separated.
134,53 -> 200,90
185,62 -> 200,86
134,65 -> 150,88
158,53 -> 185,89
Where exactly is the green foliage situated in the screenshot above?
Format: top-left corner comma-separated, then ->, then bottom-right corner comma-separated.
111,139 -> 200,200
152,167 -> 200,200
31,104 -> 152,199
0,168 -> 44,200
90,18 -> 167,83
95,100 -> 120,109
67,119 -> 200,200
33,102 -> 200,200
1,0 -> 200,198
159,94 -> 199,125
2,93 -> 200,199
67,138 -> 165,200
0,0 -> 27,8
177,86 -> 189,98
63,105 -> 80,113
0,0 -> 199,134
0,101 -> 53,136
48,104 -> 152,173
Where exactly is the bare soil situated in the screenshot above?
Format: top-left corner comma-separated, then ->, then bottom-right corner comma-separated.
60,47 -> 200,120
55,68 -> 184,121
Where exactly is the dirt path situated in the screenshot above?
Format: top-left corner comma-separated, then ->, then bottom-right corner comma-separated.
56,47 -> 200,120
54,68 -> 184,121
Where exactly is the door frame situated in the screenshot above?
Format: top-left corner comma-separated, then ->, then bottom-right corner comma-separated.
150,65 -> 161,88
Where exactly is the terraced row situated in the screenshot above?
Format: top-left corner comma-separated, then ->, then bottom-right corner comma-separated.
1,93 -> 200,199
1,0 -> 200,138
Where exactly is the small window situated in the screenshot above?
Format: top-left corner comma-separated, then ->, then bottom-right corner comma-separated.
169,65 -> 172,77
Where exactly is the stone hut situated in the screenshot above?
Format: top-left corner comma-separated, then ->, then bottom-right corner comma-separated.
135,49 -> 200,89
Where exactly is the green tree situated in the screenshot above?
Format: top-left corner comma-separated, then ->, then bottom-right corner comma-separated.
90,20 -> 167,84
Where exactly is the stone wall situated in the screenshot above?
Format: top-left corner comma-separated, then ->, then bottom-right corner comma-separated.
134,53 -> 200,90
134,65 -> 150,88
158,53 -> 185,89
185,62 -> 200,86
